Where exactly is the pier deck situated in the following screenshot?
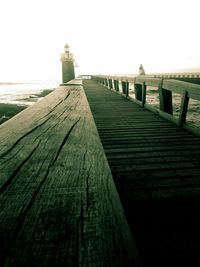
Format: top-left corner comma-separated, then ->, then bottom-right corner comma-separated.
1,77 -> 200,266
83,79 -> 200,267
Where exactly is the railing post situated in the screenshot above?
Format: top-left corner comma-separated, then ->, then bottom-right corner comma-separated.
162,90 -> 173,114
178,91 -> 189,126
105,78 -> 108,87
121,81 -> 129,98
159,80 -> 173,114
109,79 -> 113,89
122,81 -> 126,95
114,80 -> 117,91
114,80 -> 119,91
116,80 -> 119,91
126,81 -> 129,98
141,82 -> 146,107
134,83 -> 143,101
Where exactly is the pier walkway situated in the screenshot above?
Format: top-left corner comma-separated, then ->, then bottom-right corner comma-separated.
1,77 -> 200,267
83,79 -> 200,267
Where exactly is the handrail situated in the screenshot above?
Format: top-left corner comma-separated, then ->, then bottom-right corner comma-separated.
0,79 -> 141,266
92,75 -> 200,136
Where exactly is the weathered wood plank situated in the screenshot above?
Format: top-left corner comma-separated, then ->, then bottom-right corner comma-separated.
178,91 -> 189,126
0,81 -> 140,266
163,79 -> 200,100
135,77 -> 161,87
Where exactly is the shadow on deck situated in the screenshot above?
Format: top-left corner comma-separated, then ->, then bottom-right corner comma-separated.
83,79 -> 200,267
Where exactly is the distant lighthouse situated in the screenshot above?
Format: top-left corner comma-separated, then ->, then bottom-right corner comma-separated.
60,43 -> 75,83
139,64 -> 145,75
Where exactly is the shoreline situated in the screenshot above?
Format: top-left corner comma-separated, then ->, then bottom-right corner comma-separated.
0,89 -> 54,125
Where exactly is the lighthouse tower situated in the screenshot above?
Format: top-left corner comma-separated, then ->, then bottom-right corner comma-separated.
139,64 -> 145,75
61,44 -> 75,83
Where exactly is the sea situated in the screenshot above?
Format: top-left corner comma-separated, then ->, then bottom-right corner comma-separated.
0,81 -> 59,106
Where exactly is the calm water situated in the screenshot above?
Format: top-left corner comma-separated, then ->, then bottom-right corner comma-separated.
0,81 -> 59,106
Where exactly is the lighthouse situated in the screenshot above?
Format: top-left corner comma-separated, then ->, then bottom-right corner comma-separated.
60,43 -> 75,83
139,64 -> 145,75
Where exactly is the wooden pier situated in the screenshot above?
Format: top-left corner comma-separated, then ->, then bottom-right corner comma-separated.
1,75 -> 200,266
83,78 -> 200,266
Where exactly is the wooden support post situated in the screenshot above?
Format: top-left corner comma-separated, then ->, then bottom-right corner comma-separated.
114,80 -> 119,91
158,79 -> 164,110
105,78 -> 108,87
159,80 -> 173,115
109,79 -> 113,89
161,89 -> 173,114
134,83 -> 143,101
116,80 -> 119,91
178,91 -> 189,126
114,80 -> 117,90
121,81 -> 126,95
141,82 -> 146,107
126,81 -> 129,98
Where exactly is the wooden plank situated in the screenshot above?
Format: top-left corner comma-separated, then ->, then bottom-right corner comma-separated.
178,91 -> 189,126
163,79 -> 200,100
135,77 -> 161,87
134,84 -> 143,101
141,82 -> 146,107
183,123 -> 200,137
144,103 -> 178,124
0,82 -> 140,266
106,149 -> 200,159
60,78 -> 83,86
112,168 -> 200,181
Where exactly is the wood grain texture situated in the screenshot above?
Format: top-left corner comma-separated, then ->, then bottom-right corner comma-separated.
163,79 -> 200,99
0,81 -> 140,266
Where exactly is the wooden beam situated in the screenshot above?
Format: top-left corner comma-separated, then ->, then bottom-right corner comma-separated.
178,91 -> 189,126
141,82 -> 146,107
0,81 -> 140,266
109,78 -> 113,89
114,80 -> 119,91
159,88 -> 173,115
134,83 -> 142,102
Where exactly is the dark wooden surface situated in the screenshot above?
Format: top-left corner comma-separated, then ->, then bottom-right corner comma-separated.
83,79 -> 200,267
0,80 -> 141,267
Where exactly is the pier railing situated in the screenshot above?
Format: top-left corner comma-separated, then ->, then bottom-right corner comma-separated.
0,79 -> 140,266
92,75 -> 200,136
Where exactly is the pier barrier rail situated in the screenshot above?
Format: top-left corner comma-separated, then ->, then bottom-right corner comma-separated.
0,79 -> 141,267
92,75 -> 200,136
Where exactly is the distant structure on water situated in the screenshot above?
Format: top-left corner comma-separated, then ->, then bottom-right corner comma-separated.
139,64 -> 145,75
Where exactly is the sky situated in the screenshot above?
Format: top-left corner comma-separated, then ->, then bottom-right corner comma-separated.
0,0 -> 200,82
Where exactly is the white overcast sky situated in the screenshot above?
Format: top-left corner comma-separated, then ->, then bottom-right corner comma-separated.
0,0 -> 199,81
